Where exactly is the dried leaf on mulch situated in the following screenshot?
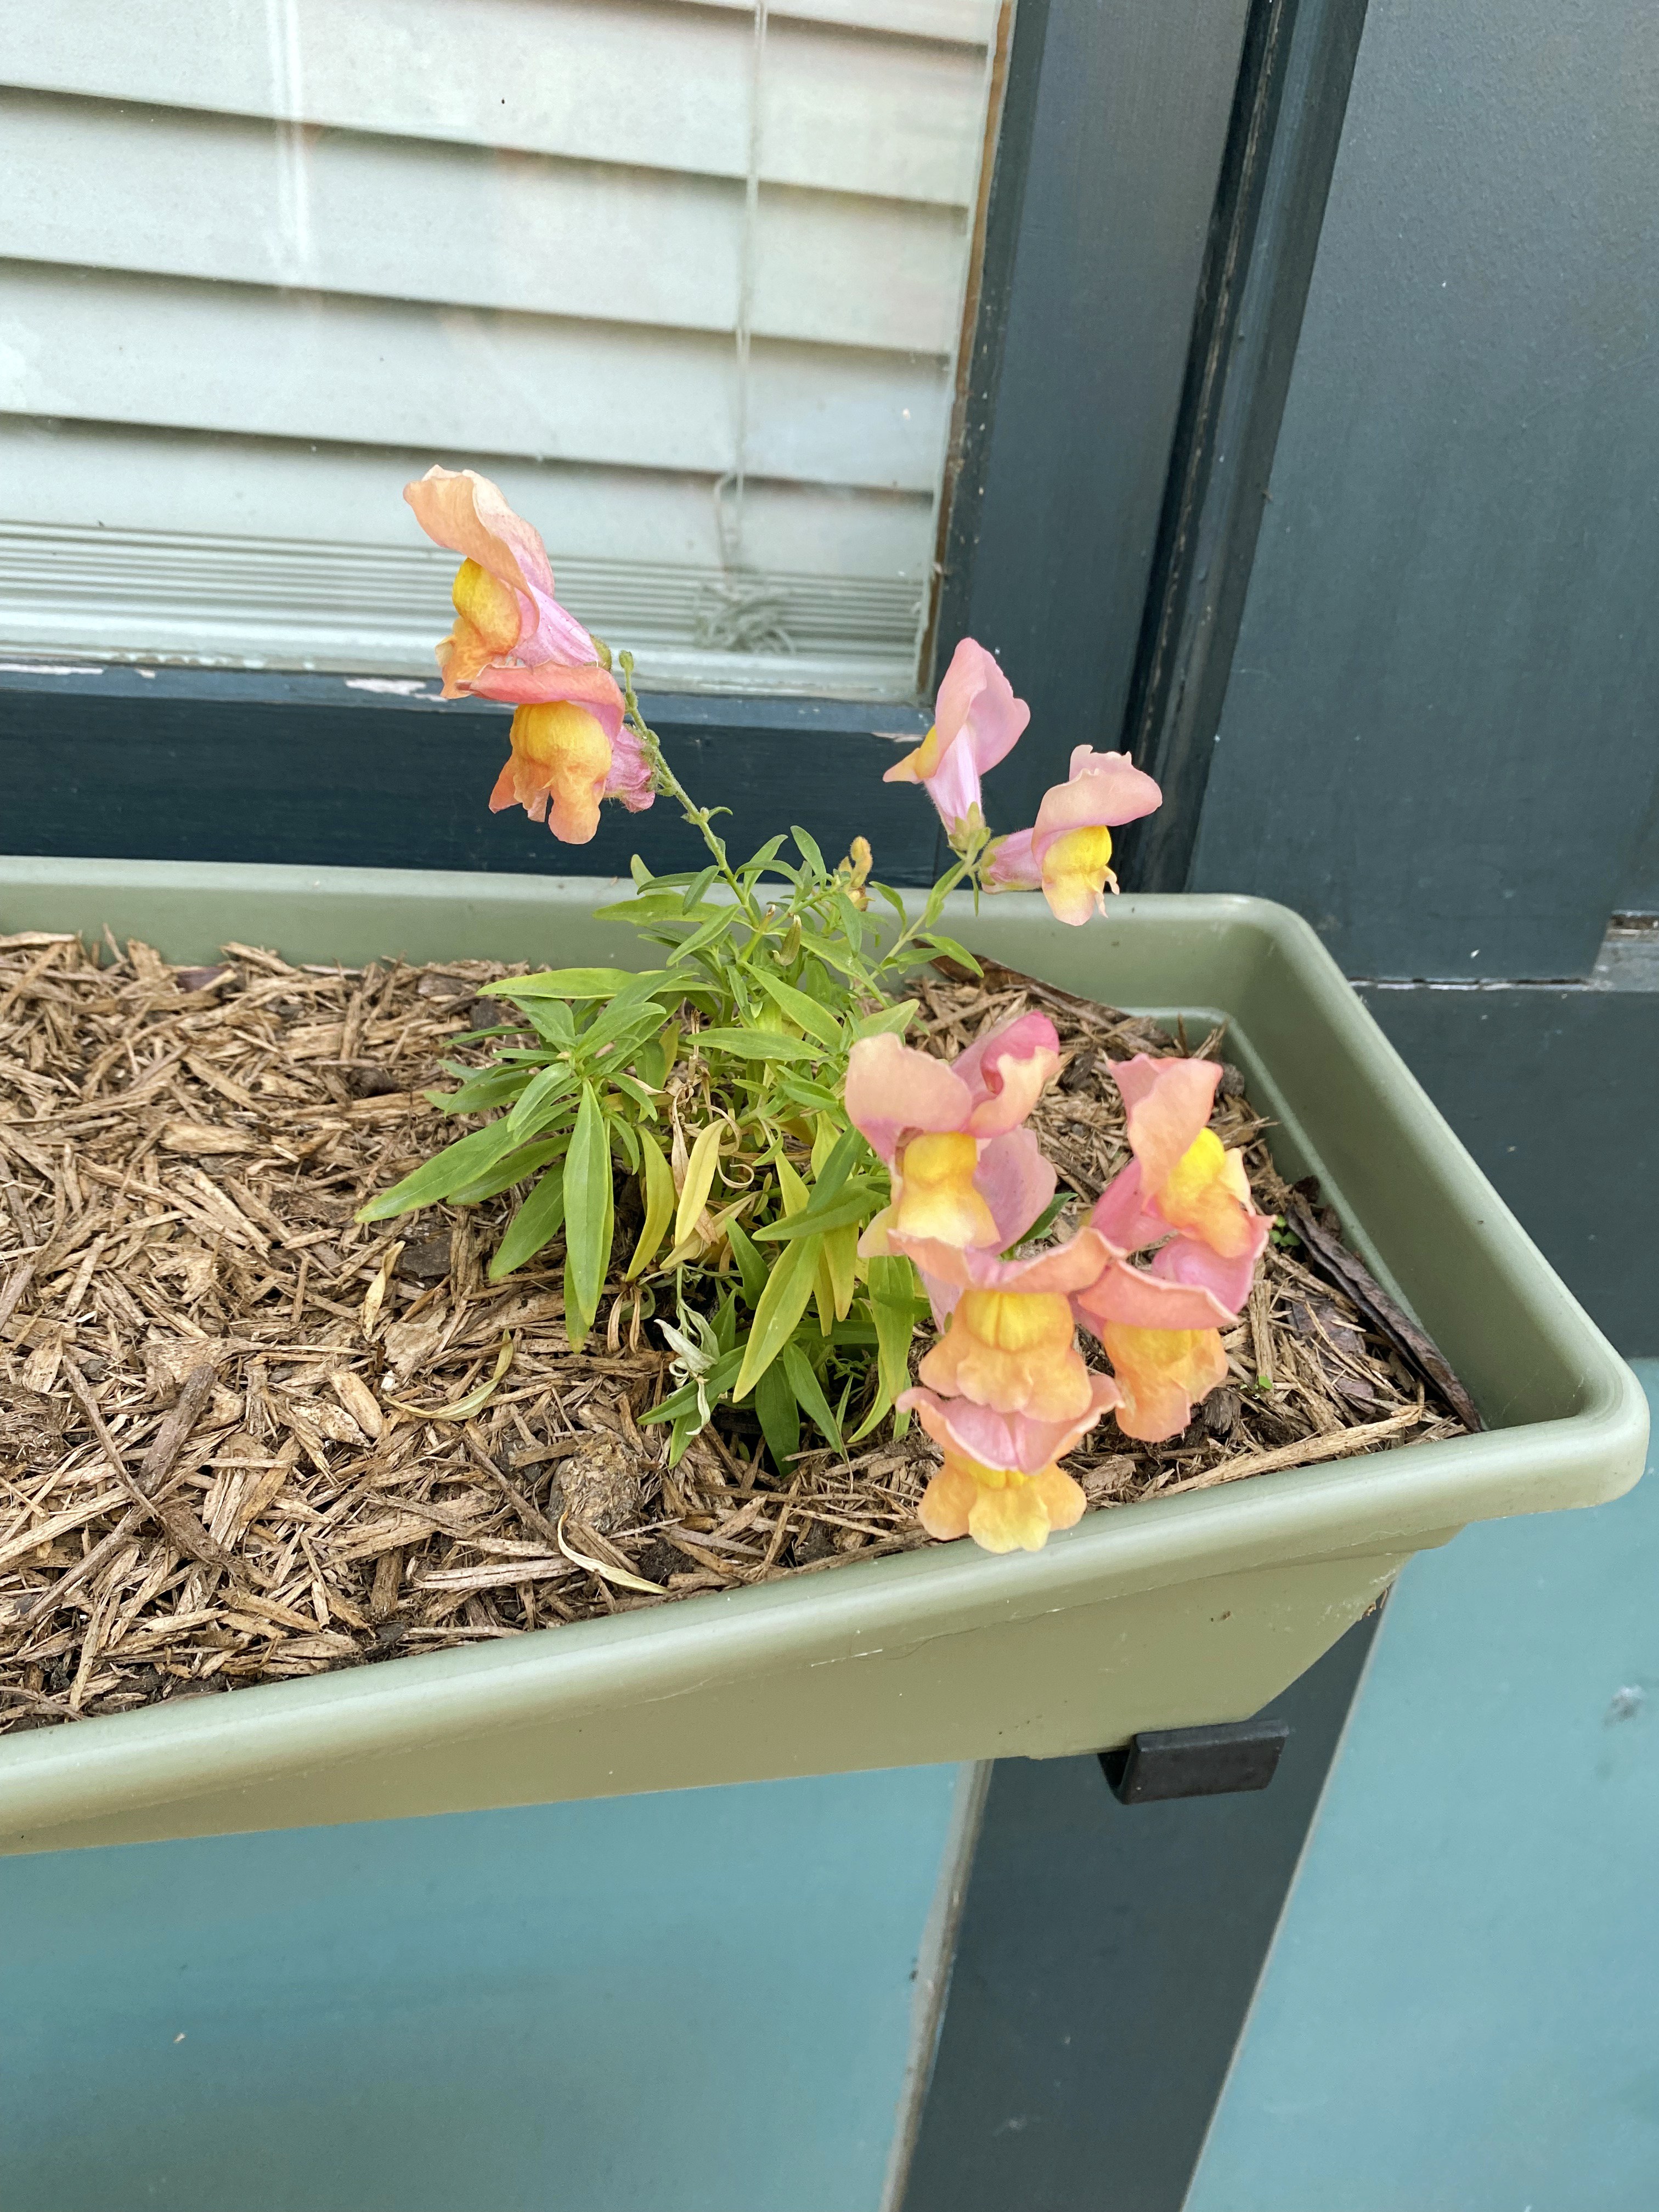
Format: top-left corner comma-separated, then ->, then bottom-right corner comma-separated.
0,933 -> 1474,1731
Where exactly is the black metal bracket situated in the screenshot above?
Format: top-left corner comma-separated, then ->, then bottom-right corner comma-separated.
1098,1717 -> 1291,1804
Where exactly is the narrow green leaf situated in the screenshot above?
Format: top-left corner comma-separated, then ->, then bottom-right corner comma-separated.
449,1136 -> 567,1206
853,1000 -> 919,1043
750,1191 -> 876,1242
726,1215 -> 769,1306
640,1346 -> 744,1427
781,1341 -> 843,1452
562,1081 -> 614,1347
754,1358 -> 801,1474
868,1253 -> 920,1406
915,933 -> 983,977
691,1028 -> 819,1062
488,1166 -> 567,1280
791,824 -> 829,877
484,966 -> 663,1000
355,1118 -> 528,1221
505,1059 -> 577,1138
732,1233 -> 823,1400
752,969 -> 844,1051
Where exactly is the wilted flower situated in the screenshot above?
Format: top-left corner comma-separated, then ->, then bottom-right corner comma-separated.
884,639 -> 1029,845
406,466 -> 651,843
986,747 -> 1163,925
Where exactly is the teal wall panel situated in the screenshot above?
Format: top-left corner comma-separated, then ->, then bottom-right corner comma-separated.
0,1763 -> 966,2212
1186,1362 -> 1659,2211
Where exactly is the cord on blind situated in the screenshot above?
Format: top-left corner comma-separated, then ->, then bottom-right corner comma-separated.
0,0 -> 1006,696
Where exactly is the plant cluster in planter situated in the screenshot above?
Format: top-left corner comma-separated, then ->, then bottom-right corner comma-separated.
0,471 -> 1476,1728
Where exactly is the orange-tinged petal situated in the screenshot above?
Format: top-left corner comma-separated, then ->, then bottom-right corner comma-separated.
489,703 -> 613,844
892,1131 -> 999,1249
917,1458 -> 978,1540
1030,1463 -> 1087,1533
967,1470 -> 1056,1553
1112,1055 -> 1222,1191
1099,1323 -> 1228,1442
919,1288 -> 1094,1421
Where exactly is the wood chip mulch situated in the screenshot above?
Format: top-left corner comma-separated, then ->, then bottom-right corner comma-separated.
0,932 -> 1475,1733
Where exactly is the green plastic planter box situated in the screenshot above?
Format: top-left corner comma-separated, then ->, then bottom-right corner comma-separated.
0,857 -> 1645,1857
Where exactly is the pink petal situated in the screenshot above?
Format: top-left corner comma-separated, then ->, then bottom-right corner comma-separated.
1073,1259 -> 1235,1334
843,1034 -> 973,1163
974,1128 -> 1056,1251
985,827 -> 1042,891
1030,748 -> 1163,849
1089,1161 -> 1170,1252
934,1224 -> 1115,1296
954,1011 -> 1062,1137
1108,1054 -> 1222,1189
934,637 -> 1030,776
900,1380 -> 1120,1474
467,657 -> 627,741
1148,1226 -> 1267,1314
603,721 -> 657,812
924,734 -> 988,834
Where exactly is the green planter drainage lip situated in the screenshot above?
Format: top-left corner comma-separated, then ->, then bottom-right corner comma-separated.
0,857 -> 1644,1858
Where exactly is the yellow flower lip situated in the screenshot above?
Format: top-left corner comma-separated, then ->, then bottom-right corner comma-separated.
891,1130 -> 997,1249
920,1286 -> 1094,1421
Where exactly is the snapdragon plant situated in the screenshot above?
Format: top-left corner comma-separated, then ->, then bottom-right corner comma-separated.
361,466 -> 1173,1477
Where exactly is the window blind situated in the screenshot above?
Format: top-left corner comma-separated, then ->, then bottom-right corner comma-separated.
0,0 -> 1005,696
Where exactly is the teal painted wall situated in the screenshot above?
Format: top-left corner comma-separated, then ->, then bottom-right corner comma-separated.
0,1763 -> 966,2212
1186,1362 -> 1659,2211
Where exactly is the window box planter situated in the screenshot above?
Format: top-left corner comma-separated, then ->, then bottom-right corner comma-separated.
0,856 -> 1644,1855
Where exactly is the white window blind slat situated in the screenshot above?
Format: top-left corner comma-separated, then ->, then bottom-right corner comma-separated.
1,93 -> 968,357
0,0 -> 1007,695
0,2 -> 990,206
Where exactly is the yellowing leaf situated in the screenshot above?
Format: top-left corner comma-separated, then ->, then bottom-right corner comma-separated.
627,1126 -> 676,1280
675,1120 -> 724,1249
388,1333 -> 514,1422
776,1153 -> 809,1218
556,1512 -> 667,1595
823,1219 -> 859,1321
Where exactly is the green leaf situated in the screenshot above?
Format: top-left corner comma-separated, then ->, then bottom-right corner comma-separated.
781,1340 -> 843,1452
681,864 -> 720,912
626,1125 -> 676,1280
732,1233 -> 823,1400
868,1253 -> 921,1406
488,1166 -> 567,1280
668,908 -> 742,964
484,966 -> 662,1001
754,1358 -> 801,1474
692,1028 -> 820,1063
562,1081 -> 614,1347
505,1059 -> 578,1139
726,1214 -> 769,1306
791,824 -> 829,878
449,1136 -> 567,1206
641,1346 -> 744,1427
853,1000 -> 918,1042
915,933 -> 982,977
750,1189 -> 878,1242
752,969 -> 845,1051
1002,1190 -> 1070,1257
355,1118 -> 530,1221
429,1065 -> 535,1115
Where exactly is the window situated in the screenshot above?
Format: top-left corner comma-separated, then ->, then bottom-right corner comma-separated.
1,0 -> 1005,697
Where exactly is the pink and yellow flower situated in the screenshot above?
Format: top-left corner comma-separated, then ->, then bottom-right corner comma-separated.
406,466 -> 651,844
883,638 -> 1029,844
1069,1053 -> 1271,1440
986,747 -> 1163,925
901,1383 -> 1117,1553
846,1013 -> 1063,1274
